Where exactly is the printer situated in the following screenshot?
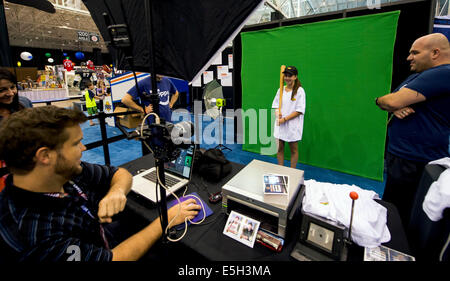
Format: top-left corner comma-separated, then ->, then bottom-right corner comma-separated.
222,159 -> 304,238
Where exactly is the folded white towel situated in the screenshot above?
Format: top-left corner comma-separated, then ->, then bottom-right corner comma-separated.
302,180 -> 391,248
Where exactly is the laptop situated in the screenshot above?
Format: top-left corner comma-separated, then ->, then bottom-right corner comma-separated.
131,144 -> 196,203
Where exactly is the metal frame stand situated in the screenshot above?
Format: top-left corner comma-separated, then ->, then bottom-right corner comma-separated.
214,106 -> 231,151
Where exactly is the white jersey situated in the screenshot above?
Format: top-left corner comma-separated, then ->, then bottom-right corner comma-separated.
302,179 -> 391,248
272,86 -> 306,142
423,157 -> 450,221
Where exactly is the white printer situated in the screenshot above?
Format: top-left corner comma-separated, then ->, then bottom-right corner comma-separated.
222,159 -> 304,238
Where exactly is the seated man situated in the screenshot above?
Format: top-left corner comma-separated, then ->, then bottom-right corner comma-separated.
0,106 -> 200,261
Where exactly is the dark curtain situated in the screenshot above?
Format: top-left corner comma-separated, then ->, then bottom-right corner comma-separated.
93,47 -> 103,65
82,0 -> 262,82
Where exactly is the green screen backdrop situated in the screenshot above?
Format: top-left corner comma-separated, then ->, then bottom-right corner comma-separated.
240,11 -> 400,181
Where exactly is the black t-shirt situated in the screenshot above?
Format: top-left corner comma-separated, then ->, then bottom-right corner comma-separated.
388,64 -> 450,162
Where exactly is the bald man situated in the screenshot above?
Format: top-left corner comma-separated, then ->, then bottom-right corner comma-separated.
376,33 -> 450,225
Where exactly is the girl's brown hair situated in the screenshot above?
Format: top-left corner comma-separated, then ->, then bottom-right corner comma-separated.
291,76 -> 302,101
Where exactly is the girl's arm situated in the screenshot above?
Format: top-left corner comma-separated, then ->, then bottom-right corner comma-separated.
279,111 -> 301,125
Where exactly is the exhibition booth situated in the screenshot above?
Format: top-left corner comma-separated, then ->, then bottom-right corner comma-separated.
0,0 -> 447,269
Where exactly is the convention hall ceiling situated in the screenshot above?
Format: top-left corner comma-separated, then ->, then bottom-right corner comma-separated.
4,0 -> 108,52
3,0 -> 301,53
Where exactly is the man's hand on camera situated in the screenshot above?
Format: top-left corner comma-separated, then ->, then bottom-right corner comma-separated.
144,104 -> 153,114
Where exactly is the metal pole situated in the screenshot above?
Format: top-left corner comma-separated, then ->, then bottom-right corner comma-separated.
144,0 -> 169,242
98,111 -> 111,166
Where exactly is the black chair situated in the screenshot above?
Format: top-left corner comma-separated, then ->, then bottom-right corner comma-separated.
407,164 -> 449,261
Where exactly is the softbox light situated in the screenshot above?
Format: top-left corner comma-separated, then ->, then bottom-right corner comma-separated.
82,0 -> 263,82
6,0 -> 56,13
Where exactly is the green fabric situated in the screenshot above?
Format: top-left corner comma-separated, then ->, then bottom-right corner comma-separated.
240,11 -> 400,181
87,106 -> 98,115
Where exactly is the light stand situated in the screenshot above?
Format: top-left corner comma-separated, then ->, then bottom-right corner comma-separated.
215,104 -> 232,152
103,0 -> 170,243
84,0 -> 264,246
144,0 -> 169,242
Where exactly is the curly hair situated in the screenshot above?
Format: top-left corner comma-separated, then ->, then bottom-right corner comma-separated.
0,106 -> 87,174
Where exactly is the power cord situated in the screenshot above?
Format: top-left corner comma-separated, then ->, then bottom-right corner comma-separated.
139,112 -> 159,155
139,111 -> 206,242
156,165 -> 206,242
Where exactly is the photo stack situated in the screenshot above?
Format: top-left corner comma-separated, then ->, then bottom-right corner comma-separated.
263,174 -> 289,205
263,174 -> 289,195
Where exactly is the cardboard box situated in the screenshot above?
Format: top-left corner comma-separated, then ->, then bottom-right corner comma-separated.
113,106 -> 143,129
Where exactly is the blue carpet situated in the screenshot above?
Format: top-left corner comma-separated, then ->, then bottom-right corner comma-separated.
80,112 -> 386,197
80,121 -> 142,166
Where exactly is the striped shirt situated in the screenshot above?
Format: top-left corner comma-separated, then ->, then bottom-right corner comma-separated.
0,162 -> 118,262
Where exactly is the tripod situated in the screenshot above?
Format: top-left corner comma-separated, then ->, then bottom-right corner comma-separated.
215,106 -> 231,151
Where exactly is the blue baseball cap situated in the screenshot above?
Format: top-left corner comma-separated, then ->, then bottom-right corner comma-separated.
283,66 -> 298,76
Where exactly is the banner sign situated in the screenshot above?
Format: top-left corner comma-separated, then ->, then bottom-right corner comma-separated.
77,31 -> 100,42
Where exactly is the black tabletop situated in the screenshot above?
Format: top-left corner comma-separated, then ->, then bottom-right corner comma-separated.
121,154 -> 411,261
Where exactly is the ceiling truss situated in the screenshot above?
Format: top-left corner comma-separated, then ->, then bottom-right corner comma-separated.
4,0 -> 108,53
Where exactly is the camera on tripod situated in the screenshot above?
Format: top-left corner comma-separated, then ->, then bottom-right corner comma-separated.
131,119 -> 194,163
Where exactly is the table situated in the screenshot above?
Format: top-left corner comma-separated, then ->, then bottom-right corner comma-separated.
32,97 -> 70,105
121,154 -> 411,261
73,100 -> 102,112
19,88 -> 68,103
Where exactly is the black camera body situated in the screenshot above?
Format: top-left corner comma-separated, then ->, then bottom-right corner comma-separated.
138,120 -> 194,162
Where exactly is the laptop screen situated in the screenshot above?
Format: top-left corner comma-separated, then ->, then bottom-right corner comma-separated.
164,145 -> 195,179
